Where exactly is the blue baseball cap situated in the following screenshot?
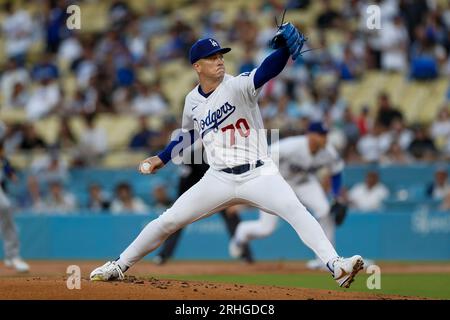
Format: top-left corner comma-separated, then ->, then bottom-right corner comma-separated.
189,38 -> 231,64
308,122 -> 329,135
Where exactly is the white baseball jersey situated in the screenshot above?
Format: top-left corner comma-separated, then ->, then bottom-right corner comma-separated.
182,69 -> 269,170
271,135 -> 344,186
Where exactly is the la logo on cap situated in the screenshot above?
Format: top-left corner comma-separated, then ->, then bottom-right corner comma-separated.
209,39 -> 218,47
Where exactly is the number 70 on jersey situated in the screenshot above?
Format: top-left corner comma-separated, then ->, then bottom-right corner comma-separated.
221,118 -> 251,146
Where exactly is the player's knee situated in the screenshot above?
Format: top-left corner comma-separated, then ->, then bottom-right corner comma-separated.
157,213 -> 181,235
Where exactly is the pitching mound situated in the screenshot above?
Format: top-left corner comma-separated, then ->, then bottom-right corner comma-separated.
0,276 -> 421,300
0,261 -> 439,300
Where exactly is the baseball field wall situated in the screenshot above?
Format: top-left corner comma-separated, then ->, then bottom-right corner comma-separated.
1,209 -> 449,260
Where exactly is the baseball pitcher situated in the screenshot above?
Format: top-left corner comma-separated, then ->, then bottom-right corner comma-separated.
91,23 -> 364,288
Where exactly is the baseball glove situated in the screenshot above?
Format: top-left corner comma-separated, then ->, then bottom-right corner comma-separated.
330,201 -> 348,226
270,22 -> 307,60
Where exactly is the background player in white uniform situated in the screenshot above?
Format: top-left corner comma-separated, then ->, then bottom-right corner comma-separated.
90,23 -> 364,288
0,141 -> 29,273
229,123 -> 346,270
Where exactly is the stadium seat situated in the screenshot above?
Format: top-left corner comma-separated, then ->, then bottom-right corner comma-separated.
101,150 -> 148,168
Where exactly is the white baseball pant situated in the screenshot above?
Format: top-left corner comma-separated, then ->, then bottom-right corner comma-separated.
234,176 -> 335,249
118,161 -> 338,268
0,188 -> 20,260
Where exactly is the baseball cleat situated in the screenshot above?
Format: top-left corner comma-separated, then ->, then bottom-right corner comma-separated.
331,255 -> 364,288
90,261 -> 124,281
4,257 -> 30,273
228,238 -> 244,259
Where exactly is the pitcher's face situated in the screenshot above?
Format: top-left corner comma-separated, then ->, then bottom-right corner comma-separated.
194,53 -> 225,80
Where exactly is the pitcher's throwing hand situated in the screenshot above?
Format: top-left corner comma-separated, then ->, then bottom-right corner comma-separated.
139,156 -> 164,174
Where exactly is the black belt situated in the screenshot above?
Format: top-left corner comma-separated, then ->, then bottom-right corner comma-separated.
221,160 -> 264,175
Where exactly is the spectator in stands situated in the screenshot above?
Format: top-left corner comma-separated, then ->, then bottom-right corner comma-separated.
327,86 -> 348,125
74,114 -> 108,166
111,182 -> 148,214
238,51 -> 257,74
380,141 -> 413,165
131,81 -> 169,116
357,122 -> 392,163
389,118 -> 414,150
152,115 -> 180,151
45,0 -> 70,53
356,105 -> 371,136
424,10 -> 447,49
375,92 -> 404,130
53,117 -> 77,151
316,0 -> 341,29
1,1 -> 35,65
259,96 -> 278,123
74,47 -> 98,90
235,16 -> 258,49
152,184 -> 172,215
399,0 -> 429,41
407,125 -> 438,161
379,15 -> 409,72
228,8 -> 257,44
341,107 -> 360,146
25,77 -> 61,120
348,171 -> 390,212
337,45 -> 363,80
342,2 -> 362,26
112,86 -> 134,114
27,149 -> 68,208
26,56 -> 61,120
34,181 -> 77,214
125,20 -> 147,65
87,183 -> 111,212
19,123 -> 46,150
426,167 -> 450,200
202,10 -> 228,45
128,116 -> 159,151
8,82 -> 29,109
157,18 -> 196,61
115,63 -> 136,88
31,54 -> 59,82
65,87 -> 98,116
299,88 -> 327,122
139,4 -> 166,40
409,24 -> 445,80
430,106 -> 450,152
1,59 -> 30,108
280,93 -> 303,120
109,1 -> 132,30
58,33 -> 83,69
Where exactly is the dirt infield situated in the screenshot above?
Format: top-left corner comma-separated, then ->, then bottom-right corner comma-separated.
1,261 -> 446,300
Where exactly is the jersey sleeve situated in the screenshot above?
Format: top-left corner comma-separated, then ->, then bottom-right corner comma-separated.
228,69 -> 262,104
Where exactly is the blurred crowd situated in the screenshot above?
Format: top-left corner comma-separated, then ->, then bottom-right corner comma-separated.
18,146 -> 174,215
0,0 -> 450,213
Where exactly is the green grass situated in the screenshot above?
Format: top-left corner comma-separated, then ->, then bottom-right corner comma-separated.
161,273 -> 450,299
